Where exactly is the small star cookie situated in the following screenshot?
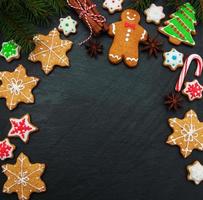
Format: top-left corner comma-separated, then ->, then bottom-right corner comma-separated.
187,161 -> 203,185
166,110 -> 203,158
0,40 -> 21,62
144,4 -> 165,25
163,48 -> 184,71
28,28 -> 73,74
8,114 -> 38,143
103,0 -> 124,14
2,153 -> 46,200
183,80 -> 203,101
0,64 -> 39,110
58,16 -> 77,36
0,138 -> 15,160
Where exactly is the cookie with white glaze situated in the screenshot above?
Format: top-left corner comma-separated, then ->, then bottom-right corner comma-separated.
103,0 -> 124,14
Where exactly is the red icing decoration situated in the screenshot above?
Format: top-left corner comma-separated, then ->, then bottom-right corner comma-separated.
124,22 -> 136,30
0,139 -> 14,160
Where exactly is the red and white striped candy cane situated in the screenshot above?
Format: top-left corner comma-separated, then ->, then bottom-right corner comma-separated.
175,54 -> 203,92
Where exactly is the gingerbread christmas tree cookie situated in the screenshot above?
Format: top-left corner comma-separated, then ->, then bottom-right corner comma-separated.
0,64 -> 39,110
0,40 -> 21,62
28,28 -> 73,74
159,3 -> 197,46
2,153 -> 46,200
167,110 -> 203,158
0,138 -> 15,160
8,114 -> 38,143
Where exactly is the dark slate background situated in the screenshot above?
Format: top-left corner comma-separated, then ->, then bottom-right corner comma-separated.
0,0 -> 203,199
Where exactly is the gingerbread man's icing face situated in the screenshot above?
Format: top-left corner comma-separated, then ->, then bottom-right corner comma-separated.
121,9 -> 140,23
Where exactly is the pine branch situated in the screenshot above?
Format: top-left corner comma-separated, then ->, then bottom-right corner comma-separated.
129,0 -> 154,11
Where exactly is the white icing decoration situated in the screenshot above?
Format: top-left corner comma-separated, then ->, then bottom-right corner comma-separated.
144,3 -> 165,24
58,16 -> 77,36
187,161 -> 203,185
103,0 -> 123,14
141,30 -> 147,40
109,54 -> 121,60
126,57 -> 138,62
163,48 -> 183,70
112,23 -> 116,35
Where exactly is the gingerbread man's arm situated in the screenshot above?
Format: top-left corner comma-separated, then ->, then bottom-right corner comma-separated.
108,23 -> 117,36
139,27 -> 148,42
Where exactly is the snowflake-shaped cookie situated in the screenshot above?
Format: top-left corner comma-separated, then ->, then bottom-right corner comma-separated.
58,16 -> 77,36
166,110 -> 203,158
8,114 -> 38,143
144,4 -> 165,25
0,40 -> 21,62
28,28 -> 73,74
183,80 -> 203,101
187,161 -> 203,185
163,48 -> 184,71
103,0 -> 123,14
0,65 -> 39,110
2,153 -> 46,200
0,138 -> 15,160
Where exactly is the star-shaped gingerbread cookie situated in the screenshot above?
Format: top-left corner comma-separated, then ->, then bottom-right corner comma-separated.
183,79 -> 203,101
2,153 -> 46,200
0,138 -> 15,160
0,64 -> 39,110
28,28 -> 73,74
187,160 -> 203,185
166,110 -> 203,158
8,114 -> 38,143
144,4 -> 165,25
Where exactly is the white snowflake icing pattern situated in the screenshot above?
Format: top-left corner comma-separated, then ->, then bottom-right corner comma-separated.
163,48 -> 184,71
2,153 -> 46,200
58,16 -> 77,36
187,161 -> 203,185
103,0 -> 123,14
144,4 -> 165,24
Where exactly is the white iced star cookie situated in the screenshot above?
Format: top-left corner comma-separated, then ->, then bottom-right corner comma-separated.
58,16 -> 77,36
187,161 -> 203,185
103,0 -> 124,14
163,48 -> 184,71
144,4 -> 165,25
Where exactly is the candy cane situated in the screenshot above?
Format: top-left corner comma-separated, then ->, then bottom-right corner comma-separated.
175,54 -> 203,92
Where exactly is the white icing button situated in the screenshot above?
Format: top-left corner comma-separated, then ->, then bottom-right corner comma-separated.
127,29 -> 131,33
125,38 -> 129,42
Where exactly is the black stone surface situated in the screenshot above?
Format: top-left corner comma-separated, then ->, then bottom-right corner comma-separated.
0,0 -> 203,200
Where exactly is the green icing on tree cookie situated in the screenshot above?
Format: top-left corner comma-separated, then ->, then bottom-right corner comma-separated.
0,40 -> 20,61
159,2 -> 197,46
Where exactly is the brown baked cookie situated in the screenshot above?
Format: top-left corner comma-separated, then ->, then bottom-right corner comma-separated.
108,9 -> 148,68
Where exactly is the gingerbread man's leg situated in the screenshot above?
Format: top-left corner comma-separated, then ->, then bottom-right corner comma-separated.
108,42 -> 122,64
123,44 -> 139,67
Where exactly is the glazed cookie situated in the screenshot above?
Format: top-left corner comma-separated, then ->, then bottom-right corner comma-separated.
166,110 -> 203,158
163,48 -> 184,71
0,40 -> 21,62
144,4 -> 165,25
187,161 -> 203,185
2,153 -> 46,200
159,3 -> 197,46
8,114 -> 38,143
0,64 -> 39,110
182,79 -> 203,101
28,28 -> 73,74
58,16 -> 77,36
103,0 -> 124,14
0,138 -> 15,161
108,9 -> 147,67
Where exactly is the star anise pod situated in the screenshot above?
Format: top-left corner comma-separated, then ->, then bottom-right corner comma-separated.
141,35 -> 163,57
85,39 -> 103,58
164,92 -> 183,111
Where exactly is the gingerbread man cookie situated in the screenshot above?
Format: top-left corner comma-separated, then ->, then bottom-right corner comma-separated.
108,9 -> 147,68
103,0 -> 124,14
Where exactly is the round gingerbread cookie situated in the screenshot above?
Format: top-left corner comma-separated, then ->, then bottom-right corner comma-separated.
103,0 -> 124,14
163,48 -> 184,71
58,16 -> 78,36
